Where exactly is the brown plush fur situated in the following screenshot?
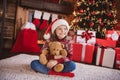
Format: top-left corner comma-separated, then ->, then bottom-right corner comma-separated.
39,41 -> 67,72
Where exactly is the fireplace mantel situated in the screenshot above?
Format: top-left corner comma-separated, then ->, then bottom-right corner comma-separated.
20,0 -> 74,15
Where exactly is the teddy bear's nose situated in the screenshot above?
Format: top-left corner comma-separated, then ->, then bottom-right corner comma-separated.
53,51 -> 59,55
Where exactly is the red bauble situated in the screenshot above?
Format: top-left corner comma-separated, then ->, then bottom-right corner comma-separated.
89,22 -> 94,27
79,9 -> 84,13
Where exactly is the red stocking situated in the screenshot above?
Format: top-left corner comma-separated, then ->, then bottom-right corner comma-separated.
32,18 -> 41,27
39,20 -> 48,30
32,10 -> 42,28
49,70 -> 75,77
39,12 -> 50,30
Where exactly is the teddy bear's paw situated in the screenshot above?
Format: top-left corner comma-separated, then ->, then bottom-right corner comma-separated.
60,49 -> 67,57
39,54 -> 48,65
53,64 -> 64,72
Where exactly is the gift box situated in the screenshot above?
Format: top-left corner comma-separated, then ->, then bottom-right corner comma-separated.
116,54 -> 120,69
96,38 -> 116,48
72,43 -> 95,64
106,30 -> 119,41
116,36 -> 120,47
115,48 -> 120,69
114,21 -> 120,30
96,47 -> 115,68
76,30 -> 96,44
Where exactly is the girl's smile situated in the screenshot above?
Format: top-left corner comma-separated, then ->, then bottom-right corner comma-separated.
55,25 -> 68,39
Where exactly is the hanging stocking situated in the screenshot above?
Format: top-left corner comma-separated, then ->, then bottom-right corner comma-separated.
32,10 -> 42,28
39,12 -> 50,30
51,14 -> 58,22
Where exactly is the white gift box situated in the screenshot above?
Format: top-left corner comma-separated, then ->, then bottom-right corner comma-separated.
102,48 -> 115,68
96,47 -> 115,68
76,30 -> 96,44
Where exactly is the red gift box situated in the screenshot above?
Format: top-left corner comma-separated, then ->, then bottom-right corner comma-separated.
114,21 -> 120,30
106,30 -> 119,41
96,47 -> 115,68
116,54 -> 120,69
96,38 -> 116,48
115,48 -> 120,69
72,43 -> 95,64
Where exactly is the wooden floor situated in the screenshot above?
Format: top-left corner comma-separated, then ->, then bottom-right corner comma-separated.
0,49 -> 40,60
0,44 -> 43,60
0,49 -> 19,60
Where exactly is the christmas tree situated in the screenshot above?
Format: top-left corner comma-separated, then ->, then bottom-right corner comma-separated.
70,0 -> 118,38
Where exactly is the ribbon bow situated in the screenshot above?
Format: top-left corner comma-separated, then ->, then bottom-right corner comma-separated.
81,30 -> 93,43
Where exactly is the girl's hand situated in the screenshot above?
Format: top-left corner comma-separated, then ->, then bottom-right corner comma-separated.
54,55 -> 64,59
47,60 -> 58,69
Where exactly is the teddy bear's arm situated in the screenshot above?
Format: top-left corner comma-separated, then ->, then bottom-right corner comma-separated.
39,54 -> 48,65
54,49 -> 67,60
39,49 -> 49,65
54,55 -> 64,59
60,49 -> 67,57
41,49 -> 49,55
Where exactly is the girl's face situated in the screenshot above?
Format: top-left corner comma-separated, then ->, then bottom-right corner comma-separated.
55,25 -> 68,39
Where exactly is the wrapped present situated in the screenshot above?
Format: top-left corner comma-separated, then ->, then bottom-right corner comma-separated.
106,30 -> 119,41
96,38 -> 116,48
116,54 -> 120,69
96,47 -> 115,68
76,30 -> 96,44
72,43 -> 95,64
114,21 -> 120,30
116,36 -> 120,47
115,48 -> 120,69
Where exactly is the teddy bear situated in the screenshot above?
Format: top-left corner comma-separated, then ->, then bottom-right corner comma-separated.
39,41 -> 68,72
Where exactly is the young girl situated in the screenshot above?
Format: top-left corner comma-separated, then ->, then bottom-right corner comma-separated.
31,19 -> 76,77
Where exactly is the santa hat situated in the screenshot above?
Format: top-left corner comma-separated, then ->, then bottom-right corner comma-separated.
43,19 -> 70,40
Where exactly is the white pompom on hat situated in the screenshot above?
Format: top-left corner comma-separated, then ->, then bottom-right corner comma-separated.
43,19 -> 70,40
